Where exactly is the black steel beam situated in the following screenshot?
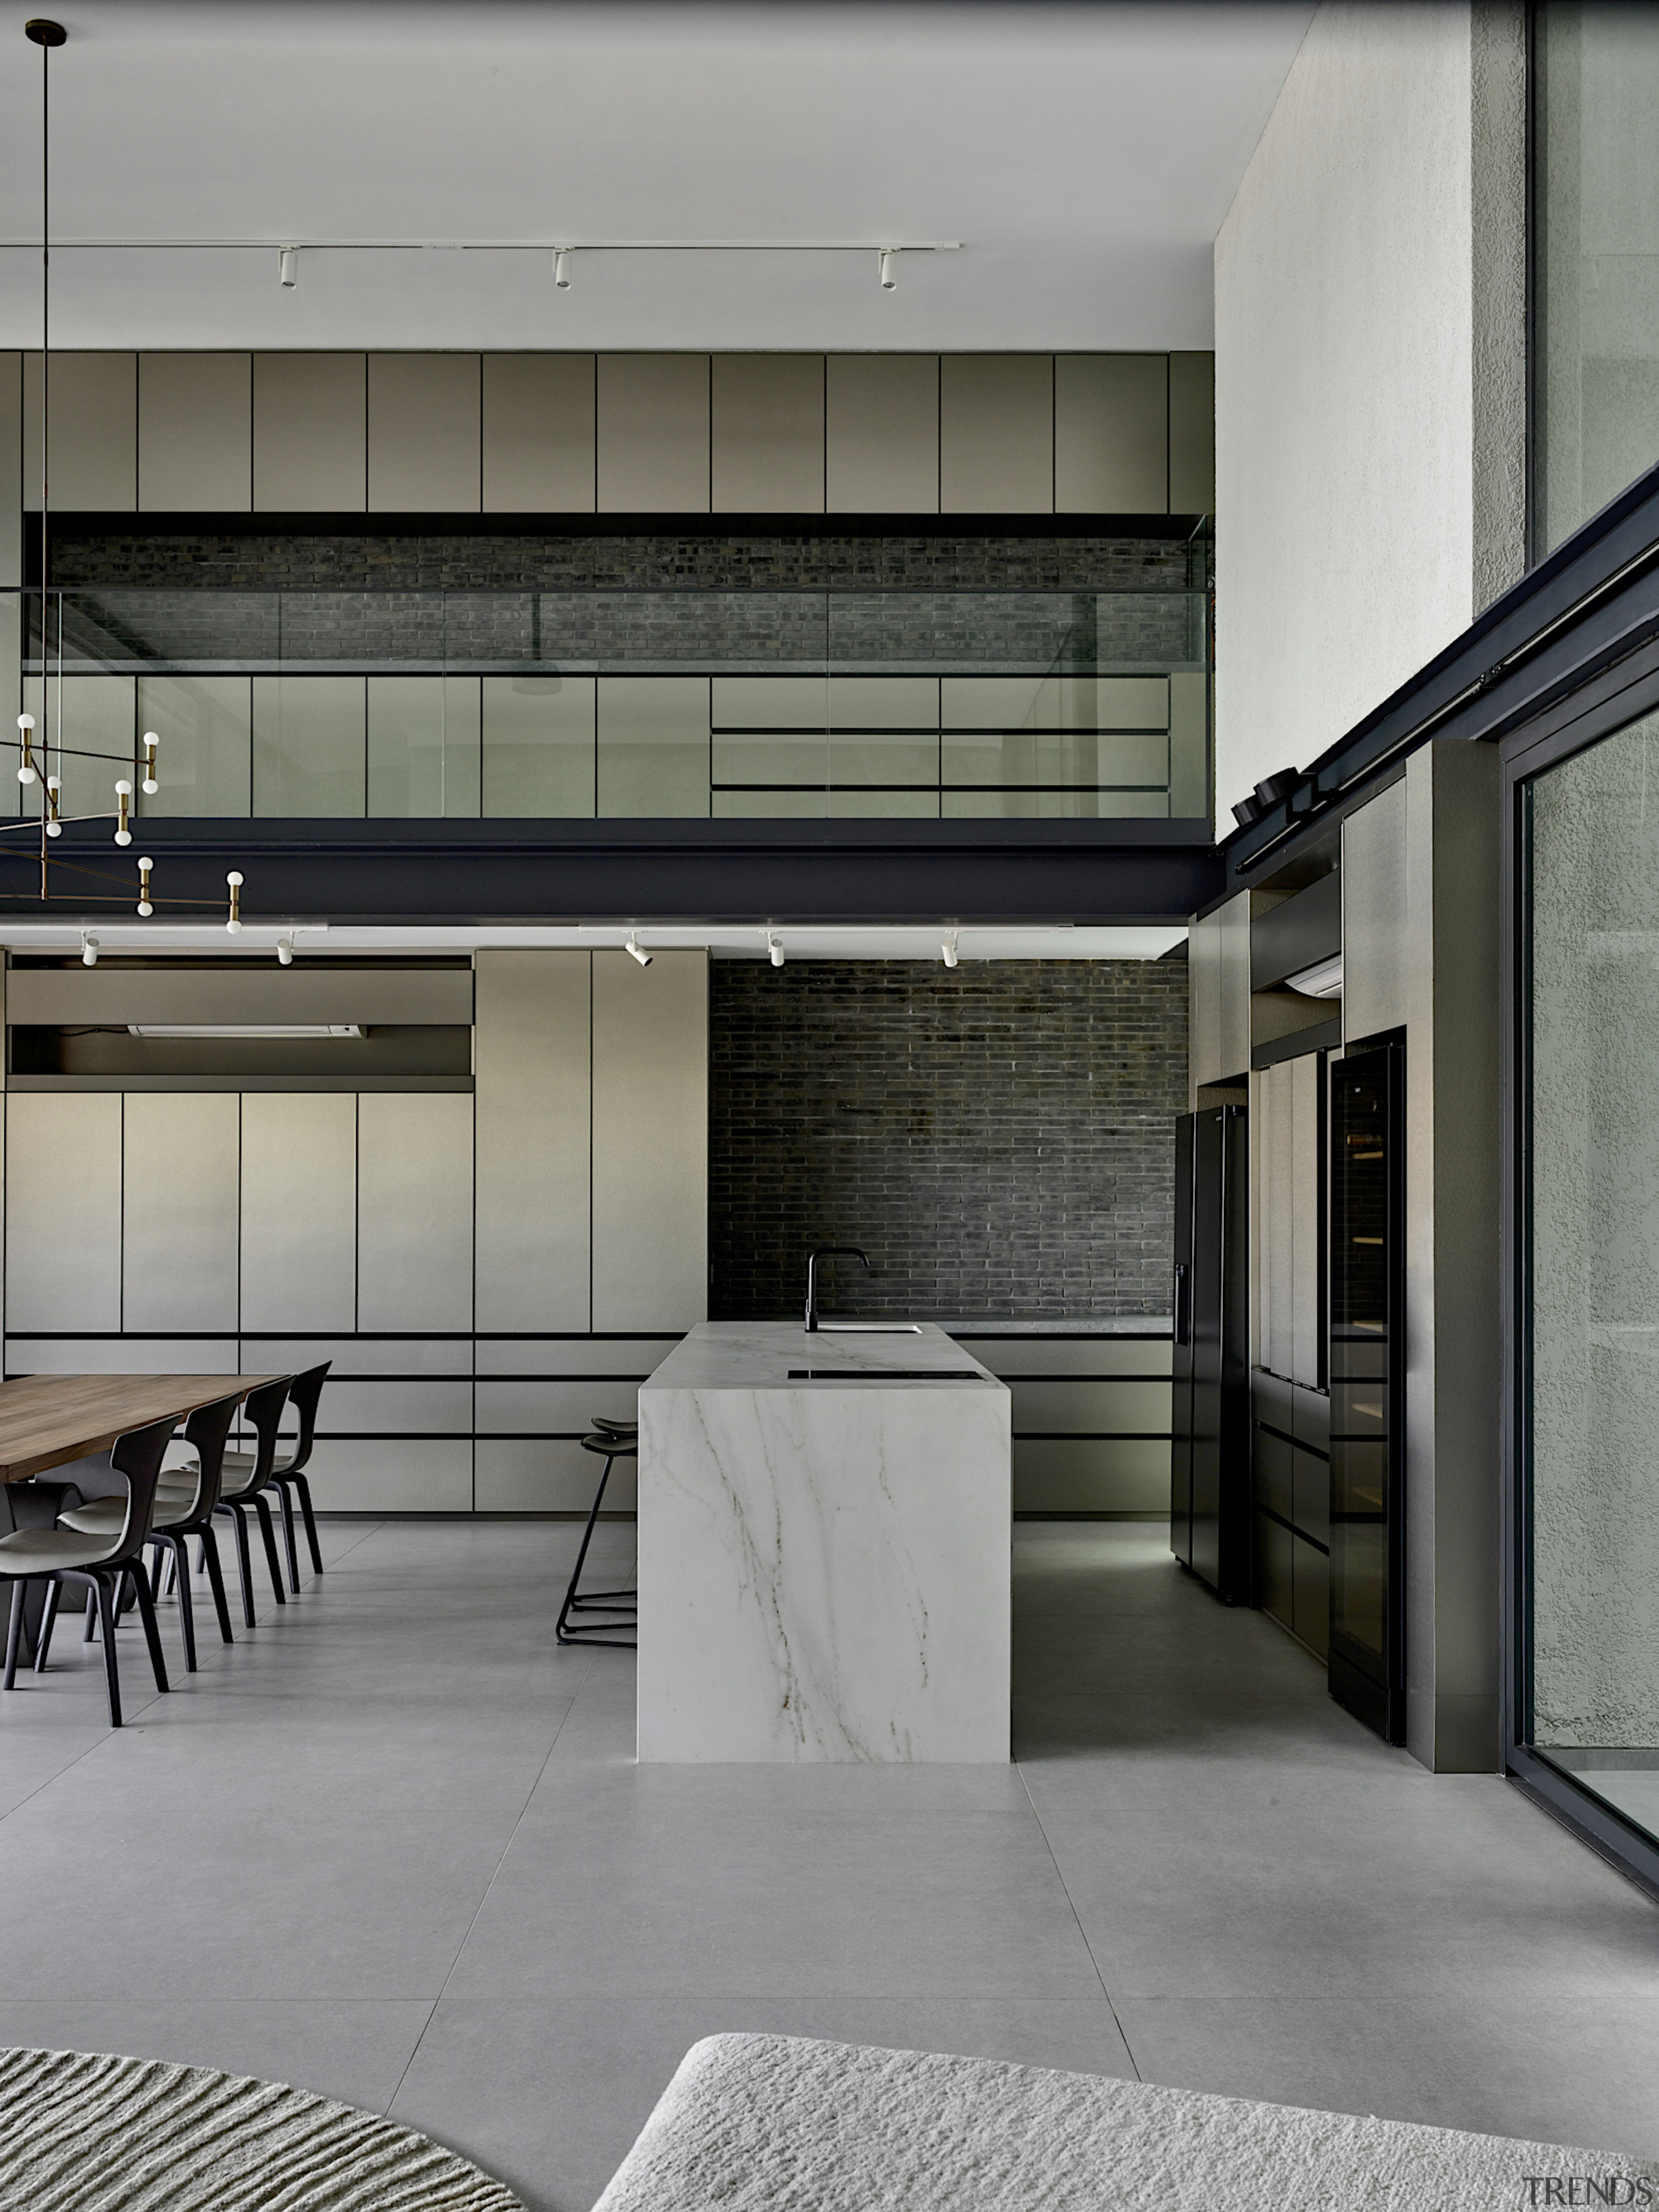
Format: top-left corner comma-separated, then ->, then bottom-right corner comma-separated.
0,817 -> 1224,927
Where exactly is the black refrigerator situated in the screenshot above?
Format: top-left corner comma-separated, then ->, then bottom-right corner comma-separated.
1170,1104 -> 1250,1601
1328,1042 -> 1406,1743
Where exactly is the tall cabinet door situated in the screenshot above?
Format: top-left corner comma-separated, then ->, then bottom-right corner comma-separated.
6,1094 -> 122,1333
1328,1043 -> 1405,1742
240,1094 -> 358,1333
1189,1109 -> 1227,1589
1170,1113 -> 1197,1566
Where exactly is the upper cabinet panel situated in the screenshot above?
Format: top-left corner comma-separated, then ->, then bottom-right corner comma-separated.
138,354 -> 252,511
1169,351 -> 1216,513
24,353 -> 137,510
825,355 -> 938,513
367,354 -> 481,511
253,354 -> 367,510
711,355 -> 824,512
358,1093 -> 474,1332
240,1092 -> 357,1333
939,355 -> 1053,513
1055,355 -> 1167,513
482,354 -> 596,512
6,1093 -> 122,1333
596,355 -> 710,512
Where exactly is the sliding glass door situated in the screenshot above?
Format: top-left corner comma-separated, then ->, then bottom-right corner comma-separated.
1523,706 -> 1659,1850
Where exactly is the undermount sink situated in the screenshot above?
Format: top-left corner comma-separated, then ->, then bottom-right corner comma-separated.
812,1321 -> 923,1334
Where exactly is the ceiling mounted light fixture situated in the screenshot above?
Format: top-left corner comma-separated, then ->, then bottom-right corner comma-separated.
879,247 -> 899,290
942,933 -> 959,969
551,246 -> 572,288
767,933 -> 785,969
625,933 -> 652,968
3,21 -> 253,935
79,930 -> 97,967
277,244 -> 299,288
276,935 -> 294,967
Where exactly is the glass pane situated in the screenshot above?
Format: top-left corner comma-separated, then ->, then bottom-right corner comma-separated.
597,677 -> 710,817
481,677 -> 595,817
52,673 -> 135,821
1537,3 -> 1659,552
251,676 -> 366,816
1528,710 -> 1659,1838
137,675 -> 252,817
367,677 -> 481,817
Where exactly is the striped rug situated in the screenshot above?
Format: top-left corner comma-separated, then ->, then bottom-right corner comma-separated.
0,2044 -> 526,2211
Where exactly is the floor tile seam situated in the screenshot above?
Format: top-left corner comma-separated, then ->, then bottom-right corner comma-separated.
1014,1758 -> 1142,2082
394,1639 -> 600,2092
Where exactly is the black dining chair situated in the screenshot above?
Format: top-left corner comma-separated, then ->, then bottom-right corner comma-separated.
0,1412 -> 176,1728
210,1377 -> 293,1627
56,1391 -> 241,1671
172,1364 -> 329,1596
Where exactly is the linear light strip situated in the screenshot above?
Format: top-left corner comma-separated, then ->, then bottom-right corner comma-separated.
0,237 -> 963,253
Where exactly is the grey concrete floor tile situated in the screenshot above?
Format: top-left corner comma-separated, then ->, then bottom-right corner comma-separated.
1112,1992 -> 1659,2163
0,1802 -> 524,1999
1030,1767 -> 1659,2000
0,1999 -> 434,2113
391,1996 -> 1138,2212
446,1797 -> 1104,2001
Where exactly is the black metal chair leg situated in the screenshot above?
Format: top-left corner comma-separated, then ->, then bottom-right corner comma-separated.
251,1495 -> 286,1605
200,1528 -> 233,1645
130,1568 -> 170,1694
33,1579 -> 61,1673
293,1473 -> 323,1575
3,1581 -> 26,1689
168,1537 -> 198,1671
95,1575 -> 123,1727
83,1586 -> 98,1642
226,1504 -> 255,1629
277,1483 -> 301,1593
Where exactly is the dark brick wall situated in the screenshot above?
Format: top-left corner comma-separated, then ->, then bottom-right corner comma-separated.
710,957 -> 1188,1321
49,529 -> 1207,593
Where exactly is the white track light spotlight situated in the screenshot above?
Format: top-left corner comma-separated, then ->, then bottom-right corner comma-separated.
878,247 -> 899,290
80,932 -> 99,968
625,933 -> 652,968
279,244 -> 299,288
276,935 -> 294,967
942,934 -> 960,969
552,247 -> 572,288
768,933 -> 785,968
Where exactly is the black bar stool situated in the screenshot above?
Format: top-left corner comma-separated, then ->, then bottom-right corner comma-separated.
555,1419 -> 637,1650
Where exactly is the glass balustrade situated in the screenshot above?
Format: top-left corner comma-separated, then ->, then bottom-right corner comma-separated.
3,586 -> 1211,826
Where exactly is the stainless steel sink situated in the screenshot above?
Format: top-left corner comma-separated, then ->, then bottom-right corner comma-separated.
813,1321 -> 923,1334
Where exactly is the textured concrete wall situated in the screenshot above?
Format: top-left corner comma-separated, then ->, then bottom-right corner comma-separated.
1212,1 -> 1526,819
709,957 -> 1189,1321
1530,717 -> 1659,1747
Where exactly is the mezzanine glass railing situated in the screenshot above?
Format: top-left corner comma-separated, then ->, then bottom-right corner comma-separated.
3,586 -> 1211,826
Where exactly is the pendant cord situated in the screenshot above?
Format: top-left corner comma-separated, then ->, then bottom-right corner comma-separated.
40,32 -> 51,782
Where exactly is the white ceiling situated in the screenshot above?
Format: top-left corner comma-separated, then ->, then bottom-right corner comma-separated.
0,1 -> 1312,352
0,922 -> 1188,962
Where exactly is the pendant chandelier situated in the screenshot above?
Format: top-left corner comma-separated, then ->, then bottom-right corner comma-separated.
5,19 -> 247,939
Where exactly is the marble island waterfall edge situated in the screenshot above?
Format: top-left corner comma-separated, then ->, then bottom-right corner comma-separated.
636,1322 -> 1012,1763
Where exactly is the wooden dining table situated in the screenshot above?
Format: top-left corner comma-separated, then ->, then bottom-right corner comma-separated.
0,1374 -> 285,1485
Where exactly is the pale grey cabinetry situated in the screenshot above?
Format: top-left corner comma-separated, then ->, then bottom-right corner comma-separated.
1054,355 -> 1168,512
24,353 -> 136,510
474,950 -> 592,1333
481,354 -> 596,512
367,354 -> 482,511
356,1093 -> 474,1333
122,1093 -> 240,1332
137,355 -> 253,511
940,355 -> 1054,513
252,354 -> 368,511
239,1093 -> 358,1333
6,1093 -> 122,1332
711,356 -> 826,512
596,355 -> 712,511
825,355 -> 939,511
591,949 -> 708,1333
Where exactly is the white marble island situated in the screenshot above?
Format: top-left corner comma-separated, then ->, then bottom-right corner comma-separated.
637,1322 -> 1010,1762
